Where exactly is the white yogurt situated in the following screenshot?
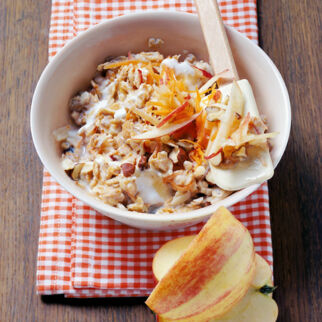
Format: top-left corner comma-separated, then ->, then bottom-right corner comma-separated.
161,58 -> 195,76
136,170 -> 171,206
114,108 -> 127,119
78,99 -> 108,133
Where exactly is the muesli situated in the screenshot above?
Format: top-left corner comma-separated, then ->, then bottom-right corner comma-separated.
54,50 -> 275,213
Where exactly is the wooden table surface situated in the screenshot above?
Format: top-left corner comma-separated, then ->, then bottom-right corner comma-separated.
0,0 -> 321,321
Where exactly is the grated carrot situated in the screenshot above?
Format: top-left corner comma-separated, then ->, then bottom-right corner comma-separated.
189,145 -> 204,165
147,101 -> 168,108
195,89 -> 202,113
102,59 -> 147,70
152,109 -> 173,116
146,62 -> 160,82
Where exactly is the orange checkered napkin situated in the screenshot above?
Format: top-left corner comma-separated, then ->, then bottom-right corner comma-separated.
37,0 -> 271,298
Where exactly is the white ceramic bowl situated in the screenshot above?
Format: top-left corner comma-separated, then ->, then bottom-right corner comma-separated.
31,11 -> 291,230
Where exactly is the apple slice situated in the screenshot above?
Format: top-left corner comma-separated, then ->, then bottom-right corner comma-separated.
153,237 -> 277,322
205,80 -> 275,191
210,287 -> 278,322
153,235 -> 196,282
198,69 -> 231,93
206,80 -> 244,158
146,207 -> 256,321
210,254 -> 277,322
158,291 -> 278,322
251,254 -> 273,288
153,238 -> 272,288
132,112 -> 200,140
157,101 -> 189,128
192,65 -> 213,78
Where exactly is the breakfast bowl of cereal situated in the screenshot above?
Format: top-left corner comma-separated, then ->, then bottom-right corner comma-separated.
31,11 -> 291,230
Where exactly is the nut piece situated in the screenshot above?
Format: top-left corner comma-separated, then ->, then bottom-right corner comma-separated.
138,155 -> 148,170
71,163 -> 84,180
177,148 -> 188,165
170,146 -> 188,165
121,163 -> 135,177
149,151 -> 173,174
194,166 -> 206,179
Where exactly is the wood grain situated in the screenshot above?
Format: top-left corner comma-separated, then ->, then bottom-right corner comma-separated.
0,1 -> 320,321
258,1 -> 322,321
194,0 -> 239,79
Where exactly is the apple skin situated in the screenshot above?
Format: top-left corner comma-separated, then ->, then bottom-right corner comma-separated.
152,235 -> 277,322
210,254 -> 277,322
157,290 -> 278,322
133,112 -> 200,140
146,207 -> 256,321
152,239 -> 272,288
157,102 -> 189,128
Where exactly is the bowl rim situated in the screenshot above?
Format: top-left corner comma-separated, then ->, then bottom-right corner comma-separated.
31,11 -> 291,224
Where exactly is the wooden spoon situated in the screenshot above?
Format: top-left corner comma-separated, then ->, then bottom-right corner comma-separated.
194,0 -> 275,191
194,0 -> 239,80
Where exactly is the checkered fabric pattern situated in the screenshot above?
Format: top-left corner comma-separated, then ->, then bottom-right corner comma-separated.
37,0 -> 270,298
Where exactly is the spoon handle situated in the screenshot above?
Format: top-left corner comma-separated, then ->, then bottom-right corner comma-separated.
194,0 -> 239,80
